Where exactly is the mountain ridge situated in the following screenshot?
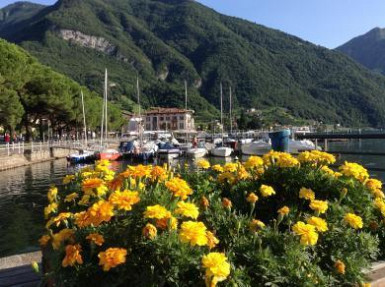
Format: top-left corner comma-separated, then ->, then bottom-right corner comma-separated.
2,0 -> 385,126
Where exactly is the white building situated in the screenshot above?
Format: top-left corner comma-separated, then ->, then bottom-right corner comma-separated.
144,107 -> 195,132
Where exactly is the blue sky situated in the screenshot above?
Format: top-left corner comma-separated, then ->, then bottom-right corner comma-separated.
1,0 -> 385,48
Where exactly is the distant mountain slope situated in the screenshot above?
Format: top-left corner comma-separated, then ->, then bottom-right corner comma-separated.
2,0 -> 385,126
337,27 -> 385,75
0,1 -> 45,34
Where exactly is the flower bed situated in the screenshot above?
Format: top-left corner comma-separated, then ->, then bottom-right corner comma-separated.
39,151 -> 384,286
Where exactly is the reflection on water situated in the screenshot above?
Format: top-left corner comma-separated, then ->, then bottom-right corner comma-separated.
1,141 -> 385,257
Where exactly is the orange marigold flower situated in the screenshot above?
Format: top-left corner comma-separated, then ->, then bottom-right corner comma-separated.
156,216 -> 178,230
206,231 -> 219,249
86,233 -> 105,246
88,200 -> 115,226
201,196 -> 210,209
249,219 -> 265,232
39,235 -> 50,247
246,192 -> 259,204
334,260 -> 346,274
222,198 -> 232,209
150,166 -> 167,181
82,178 -> 108,196
62,244 -> 83,267
126,165 -> 152,179
142,223 -> 157,240
277,206 -> 290,216
98,248 -> 127,271
52,229 -> 75,250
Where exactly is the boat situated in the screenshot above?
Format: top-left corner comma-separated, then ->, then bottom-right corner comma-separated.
95,69 -> 121,161
210,83 -> 232,157
67,150 -> 96,164
186,147 -> 207,158
241,138 -> 317,155
67,90 -> 96,164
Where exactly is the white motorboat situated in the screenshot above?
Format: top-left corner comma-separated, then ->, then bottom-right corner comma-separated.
186,147 -> 207,158
241,138 -> 316,155
210,146 -> 232,157
67,150 -> 95,163
241,140 -> 271,155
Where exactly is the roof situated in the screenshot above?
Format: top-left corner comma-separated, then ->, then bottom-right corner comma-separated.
145,107 -> 195,115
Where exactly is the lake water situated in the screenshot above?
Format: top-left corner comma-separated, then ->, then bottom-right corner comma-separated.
0,139 -> 385,257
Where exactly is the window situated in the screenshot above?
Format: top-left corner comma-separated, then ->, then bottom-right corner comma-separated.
179,116 -> 184,120
160,117 -> 164,121
166,116 -> 170,121
146,124 -> 151,130
179,123 -> 184,129
146,117 -> 150,122
173,116 -> 177,121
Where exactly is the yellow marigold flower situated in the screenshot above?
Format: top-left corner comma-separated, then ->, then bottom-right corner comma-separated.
374,198 -> 385,217
277,206 -> 290,216
98,248 -> 127,271
246,192 -> 259,204
150,166 -> 167,181
206,231 -> 219,249
292,221 -> 319,246
78,194 -> 90,206
344,213 -> 363,229
142,223 -> 157,240
95,159 -> 110,167
361,283 -> 371,287
218,172 -> 236,185
86,233 -> 105,246
165,178 -> 193,200
372,189 -> 385,199
47,186 -> 58,203
365,178 -> 382,192
237,165 -> 250,180
31,261 -> 39,273
197,159 -> 210,169
299,187 -> 315,201
260,184 -> 276,197
144,205 -> 170,219
62,244 -> 83,267
82,178 -> 108,196
62,175 -> 75,184
263,150 -> 299,167
64,192 -> 79,203
89,200 -> 115,226
46,212 -> 72,228
298,150 -> 336,165
307,216 -> 328,232
211,164 -> 223,173
109,190 -> 140,211
179,221 -> 208,246
339,161 -> 369,183
334,260 -> 346,274
321,165 -> 335,176
202,252 -> 230,286
52,229 -> 75,250
244,156 -> 264,170
249,219 -> 265,232
39,235 -> 50,247
44,202 -> 58,219
309,200 -> 328,214
201,196 -> 210,209
223,162 -> 238,173
175,201 -> 200,219
222,198 -> 232,209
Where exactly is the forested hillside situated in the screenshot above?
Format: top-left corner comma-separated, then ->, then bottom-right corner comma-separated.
3,0 -> 385,126
0,38 -> 123,140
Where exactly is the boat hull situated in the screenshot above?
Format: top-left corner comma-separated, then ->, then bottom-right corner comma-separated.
95,149 -> 121,161
186,148 -> 207,158
210,147 -> 232,157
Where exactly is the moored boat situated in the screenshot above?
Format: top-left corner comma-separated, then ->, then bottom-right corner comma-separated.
67,150 -> 96,164
95,149 -> 121,161
210,146 -> 232,157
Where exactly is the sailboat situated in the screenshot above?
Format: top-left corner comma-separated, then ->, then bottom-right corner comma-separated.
95,69 -> 121,161
184,81 -> 207,158
67,89 -> 96,163
210,83 -> 232,157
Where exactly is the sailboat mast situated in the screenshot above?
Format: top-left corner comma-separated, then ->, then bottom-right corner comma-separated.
229,86 -> 232,135
81,89 -> 87,147
104,69 -> 108,143
136,77 -> 143,144
220,82 -> 223,145
184,80 -> 188,110
137,77 -> 141,118
100,71 -> 105,146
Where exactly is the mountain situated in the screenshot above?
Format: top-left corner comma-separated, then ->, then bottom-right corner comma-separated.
337,28 -> 385,75
2,0 -> 385,126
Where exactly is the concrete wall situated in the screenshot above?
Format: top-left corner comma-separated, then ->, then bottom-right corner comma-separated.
0,148 -> 77,171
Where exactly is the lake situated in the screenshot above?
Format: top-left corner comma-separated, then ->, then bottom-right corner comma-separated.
0,139 -> 384,257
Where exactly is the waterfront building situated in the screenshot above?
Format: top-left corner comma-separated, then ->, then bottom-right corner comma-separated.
144,107 -> 196,132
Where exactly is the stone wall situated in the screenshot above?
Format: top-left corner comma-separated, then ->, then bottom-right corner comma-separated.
0,148 -> 77,171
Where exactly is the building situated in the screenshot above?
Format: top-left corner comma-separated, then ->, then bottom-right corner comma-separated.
144,107 -> 195,132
